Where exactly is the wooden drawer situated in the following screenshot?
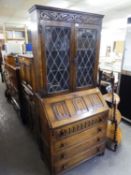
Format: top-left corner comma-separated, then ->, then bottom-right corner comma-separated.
53,132 -> 105,162
53,123 -> 107,151
54,143 -> 105,174
53,112 -> 107,140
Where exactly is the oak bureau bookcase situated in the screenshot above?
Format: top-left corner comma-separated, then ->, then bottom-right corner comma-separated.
29,5 -> 109,175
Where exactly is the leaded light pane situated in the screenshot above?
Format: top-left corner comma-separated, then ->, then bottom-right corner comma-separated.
45,26 -> 70,94
76,28 -> 97,88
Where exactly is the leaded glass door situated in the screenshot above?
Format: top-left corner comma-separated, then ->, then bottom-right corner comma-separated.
74,25 -> 98,89
42,22 -> 73,94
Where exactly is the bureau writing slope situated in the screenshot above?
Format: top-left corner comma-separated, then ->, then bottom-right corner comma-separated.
29,5 -> 109,175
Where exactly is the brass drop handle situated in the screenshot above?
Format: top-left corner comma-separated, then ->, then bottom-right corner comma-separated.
60,143 -> 64,148
59,130 -> 64,136
97,128 -> 102,132
60,153 -> 65,159
61,164 -> 65,170
97,138 -> 100,142
99,118 -> 102,122
97,147 -> 100,152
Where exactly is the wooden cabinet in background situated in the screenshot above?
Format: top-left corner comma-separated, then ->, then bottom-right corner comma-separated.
4,54 -> 37,126
4,54 -> 34,125
4,55 -> 21,111
18,54 -> 35,90
18,54 -> 38,129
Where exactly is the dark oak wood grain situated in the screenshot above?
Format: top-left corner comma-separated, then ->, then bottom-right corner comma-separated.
29,5 -> 103,96
37,88 -> 108,175
28,5 -> 107,175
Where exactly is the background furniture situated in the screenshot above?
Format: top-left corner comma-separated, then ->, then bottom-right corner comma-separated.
0,47 -> 4,82
99,70 -> 114,94
18,54 -> 38,133
119,74 -> 131,122
4,54 -> 35,125
99,69 -> 122,151
3,23 -> 28,43
4,54 -> 21,112
118,18 -> 131,123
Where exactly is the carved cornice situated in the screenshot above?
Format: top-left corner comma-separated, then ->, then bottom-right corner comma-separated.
39,10 -> 102,25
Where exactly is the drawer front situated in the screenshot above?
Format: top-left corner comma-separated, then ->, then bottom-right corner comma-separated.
54,123 -> 106,151
54,143 -> 105,174
53,112 -> 107,140
53,133 -> 106,162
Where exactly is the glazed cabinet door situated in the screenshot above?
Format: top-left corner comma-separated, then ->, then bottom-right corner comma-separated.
74,24 -> 100,90
42,22 -> 74,95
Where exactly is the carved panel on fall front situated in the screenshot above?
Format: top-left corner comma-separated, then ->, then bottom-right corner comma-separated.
52,102 -> 70,120
44,89 -> 106,130
72,97 -> 87,114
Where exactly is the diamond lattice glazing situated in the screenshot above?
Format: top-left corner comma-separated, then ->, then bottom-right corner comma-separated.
76,28 -> 97,88
45,26 -> 71,94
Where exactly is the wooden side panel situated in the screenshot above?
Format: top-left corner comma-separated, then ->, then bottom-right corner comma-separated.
30,10 -> 44,92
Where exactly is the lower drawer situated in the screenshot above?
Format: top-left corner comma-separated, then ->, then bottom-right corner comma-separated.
54,143 -> 105,174
54,123 -> 107,151
53,132 -> 105,162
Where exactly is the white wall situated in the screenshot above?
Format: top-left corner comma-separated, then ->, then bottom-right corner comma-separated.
100,28 -> 126,58
123,26 -> 131,71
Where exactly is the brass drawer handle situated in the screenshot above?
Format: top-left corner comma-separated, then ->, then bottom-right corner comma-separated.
59,130 -> 65,137
61,164 -> 65,170
97,147 -> 100,152
97,128 -> 102,132
97,138 -> 100,142
60,153 -> 65,159
99,118 -> 102,122
60,143 -> 64,148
